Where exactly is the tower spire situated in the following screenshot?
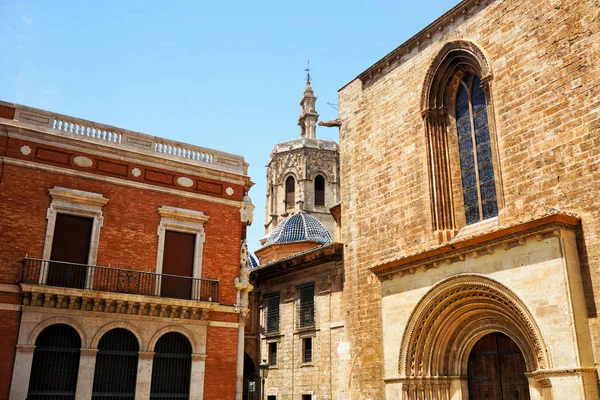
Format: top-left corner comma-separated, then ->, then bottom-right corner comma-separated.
298,60 -> 319,139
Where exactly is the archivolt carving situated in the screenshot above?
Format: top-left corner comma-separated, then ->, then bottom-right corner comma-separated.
399,274 -> 550,379
421,40 -> 491,113
29,317 -> 87,347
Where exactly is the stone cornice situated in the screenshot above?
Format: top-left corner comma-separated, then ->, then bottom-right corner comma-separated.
370,211 -> 580,278
340,0 -> 494,91
0,101 -> 249,177
20,283 -> 241,317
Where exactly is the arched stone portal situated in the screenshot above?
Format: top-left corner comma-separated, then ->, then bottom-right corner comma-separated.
398,274 -> 550,400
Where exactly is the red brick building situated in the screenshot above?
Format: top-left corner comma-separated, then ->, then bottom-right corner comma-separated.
0,100 -> 254,399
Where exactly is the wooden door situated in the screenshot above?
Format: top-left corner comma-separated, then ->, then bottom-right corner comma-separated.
467,332 -> 530,400
161,230 -> 195,299
48,213 -> 93,288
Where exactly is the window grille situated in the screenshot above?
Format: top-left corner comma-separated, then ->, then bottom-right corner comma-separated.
265,293 -> 280,334
27,324 -> 81,400
298,284 -> 315,329
268,342 -> 277,366
455,72 -> 498,225
92,328 -> 139,400
302,337 -> 312,363
150,332 -> 192,399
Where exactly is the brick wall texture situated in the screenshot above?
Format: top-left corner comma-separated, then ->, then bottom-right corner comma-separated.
0,134 -> 244,396
338,0 -> 600,397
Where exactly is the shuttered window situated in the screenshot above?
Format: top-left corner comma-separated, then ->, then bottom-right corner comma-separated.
285,176 -> 295,208
302,337 -> 312,363
265,293 -> 280,335
298,284 -> 314,329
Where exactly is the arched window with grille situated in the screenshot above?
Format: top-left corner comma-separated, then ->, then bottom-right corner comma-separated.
285,176 -> 295,208
150,332 -> 192,399
314,175 -> 325,206
455,72 -> 498,224
92,328 -> 139,400
28,324 -> 81,400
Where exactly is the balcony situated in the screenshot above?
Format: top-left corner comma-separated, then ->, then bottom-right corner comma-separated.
21,258 -> 219,303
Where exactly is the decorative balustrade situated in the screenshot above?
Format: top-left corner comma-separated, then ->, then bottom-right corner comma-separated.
21,258 -> 219,303
2,101 -> 247,174
53,117 -> 122,144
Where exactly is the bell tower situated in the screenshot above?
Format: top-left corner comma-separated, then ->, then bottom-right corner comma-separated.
262,76 -> 340,244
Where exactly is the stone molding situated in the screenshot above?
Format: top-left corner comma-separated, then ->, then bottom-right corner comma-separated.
155,206 -> 208,285
192,353 -> 208,361
398,274 -> 550,378
2,157 -> 246,209
0,102 -> 249,176
15,344 -> 36,353
138,351 -> 155,359
41,186 -> 108,275
21,283 -> 237,322
371,211 -> 580,279
80,348 -> 99,356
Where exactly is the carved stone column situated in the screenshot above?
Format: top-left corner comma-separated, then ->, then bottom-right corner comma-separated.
423,110 -> 456,242
75,348 -> 98,400
135,351 -> 155,400
9,344 -> 35,400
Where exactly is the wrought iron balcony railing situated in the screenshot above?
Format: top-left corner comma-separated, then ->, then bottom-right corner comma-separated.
21,258 -> 219,303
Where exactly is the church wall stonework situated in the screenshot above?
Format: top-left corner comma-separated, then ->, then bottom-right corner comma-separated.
338,0 -> 600,398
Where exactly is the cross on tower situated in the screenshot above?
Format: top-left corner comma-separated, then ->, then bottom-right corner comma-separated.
304,59 -> 312,84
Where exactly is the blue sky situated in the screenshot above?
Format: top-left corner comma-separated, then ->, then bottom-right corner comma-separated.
0,0 -> 459,253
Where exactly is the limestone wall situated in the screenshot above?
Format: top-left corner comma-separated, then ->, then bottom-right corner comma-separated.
338,0 -> 600,397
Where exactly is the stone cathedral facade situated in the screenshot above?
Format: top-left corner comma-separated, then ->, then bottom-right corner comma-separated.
336,0 -> 600,399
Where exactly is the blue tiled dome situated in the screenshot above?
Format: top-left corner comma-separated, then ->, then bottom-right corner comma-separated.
264,211 -> 332,246
248,253 -> 259,269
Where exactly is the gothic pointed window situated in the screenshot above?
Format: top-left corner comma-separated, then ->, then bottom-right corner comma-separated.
314,175 -> 325,206
421,41 -> 502,241
455,73 -> 498,225
285,176 -> 295,208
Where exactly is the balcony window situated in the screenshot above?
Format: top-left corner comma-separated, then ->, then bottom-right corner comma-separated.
298,284 -> 314,329
265,293 -> 280,335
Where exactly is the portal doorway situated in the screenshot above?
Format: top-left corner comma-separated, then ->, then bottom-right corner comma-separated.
467,332 -> 530,400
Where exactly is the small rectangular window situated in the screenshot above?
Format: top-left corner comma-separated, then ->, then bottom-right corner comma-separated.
267,396 -> 277,400
302,394 -> 312,400
302,337 -> 312,363
269,342 -> 277,366
298,284 -> 314,329
265,293 -> 280,334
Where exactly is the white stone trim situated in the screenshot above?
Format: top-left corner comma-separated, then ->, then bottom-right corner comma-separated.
155,206 -> 209,297
0,283 -> 21,293
40,187 -> 108,287
0,303 -> 21,311
3,157 -> 245,208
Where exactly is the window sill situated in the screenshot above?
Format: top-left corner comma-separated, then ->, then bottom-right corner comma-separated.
294,327 -> 317,335
455,216 -> 499,240
300,363 -> 314,368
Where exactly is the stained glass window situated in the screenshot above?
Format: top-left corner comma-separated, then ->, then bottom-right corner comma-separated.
455,73 -> 498,225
